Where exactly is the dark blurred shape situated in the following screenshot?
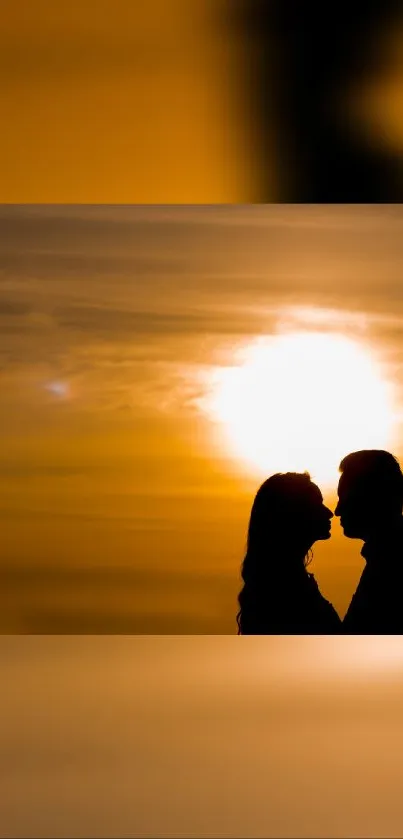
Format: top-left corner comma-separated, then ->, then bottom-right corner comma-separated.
230,0 -> 403,201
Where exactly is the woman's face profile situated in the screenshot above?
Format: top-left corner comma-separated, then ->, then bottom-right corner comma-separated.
278,483 -> 333,544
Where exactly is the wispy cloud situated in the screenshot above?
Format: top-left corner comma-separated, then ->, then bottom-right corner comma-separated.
1,205 -> 403,427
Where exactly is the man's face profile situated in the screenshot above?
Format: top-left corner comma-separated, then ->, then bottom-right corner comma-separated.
335,474 -> 371,539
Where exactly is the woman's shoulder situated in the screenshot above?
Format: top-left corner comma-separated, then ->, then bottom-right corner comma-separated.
308,573 -> 342,627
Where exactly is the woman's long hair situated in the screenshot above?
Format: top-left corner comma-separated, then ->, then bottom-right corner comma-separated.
236,472 -> 314,634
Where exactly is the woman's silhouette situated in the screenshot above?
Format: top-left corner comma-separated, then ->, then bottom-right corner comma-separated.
237,472 -> 341,633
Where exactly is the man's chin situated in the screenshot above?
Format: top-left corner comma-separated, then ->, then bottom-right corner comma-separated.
341,524 -> 363,539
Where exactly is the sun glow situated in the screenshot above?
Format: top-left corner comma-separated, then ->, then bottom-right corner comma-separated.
198,331 -> 397,487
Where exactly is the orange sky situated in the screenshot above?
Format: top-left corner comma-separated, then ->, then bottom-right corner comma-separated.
0,0 -> 260,202
2,204 -> 403,630
3,635 -> 403,837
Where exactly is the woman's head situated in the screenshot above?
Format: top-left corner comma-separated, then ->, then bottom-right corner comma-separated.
247,472 -> 333,554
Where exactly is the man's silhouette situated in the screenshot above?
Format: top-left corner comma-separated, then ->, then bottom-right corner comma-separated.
335,449 -> 403,633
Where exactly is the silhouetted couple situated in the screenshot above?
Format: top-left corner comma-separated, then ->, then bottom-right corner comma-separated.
237,450 -> 403,634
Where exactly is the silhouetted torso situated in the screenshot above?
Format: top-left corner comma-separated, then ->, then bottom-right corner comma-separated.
242,569 -> 341,634
343,519 -> 403,633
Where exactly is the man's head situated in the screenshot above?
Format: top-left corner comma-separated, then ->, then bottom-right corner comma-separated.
335,450 -> 403,540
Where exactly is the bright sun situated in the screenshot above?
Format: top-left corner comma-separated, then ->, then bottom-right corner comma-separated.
198,331 -> 397,487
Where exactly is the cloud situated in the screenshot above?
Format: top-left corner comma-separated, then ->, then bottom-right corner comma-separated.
53,302 -> 278,339
16,609 -> 218,633
1,204 -> 403,427
0,297 -> 32,316
0,464 -> 104,478
0,563 -> 235,632
1,205 -> 403,307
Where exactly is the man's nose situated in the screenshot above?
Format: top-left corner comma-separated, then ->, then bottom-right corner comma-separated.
334,501 -> 340,516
